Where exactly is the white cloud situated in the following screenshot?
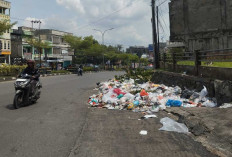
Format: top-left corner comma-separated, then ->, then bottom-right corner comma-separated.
56,0 -> 85,14
14,0 -> 170,48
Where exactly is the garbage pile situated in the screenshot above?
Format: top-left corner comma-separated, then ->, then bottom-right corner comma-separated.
88,78 -> 217,112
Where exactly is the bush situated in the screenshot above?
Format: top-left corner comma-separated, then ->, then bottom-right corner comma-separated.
51,70 -> 70,74
83,67 -> 94,71
0,64 -> 26,76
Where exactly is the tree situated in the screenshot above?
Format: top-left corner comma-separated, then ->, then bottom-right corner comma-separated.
27,38 -> 51,49
116,44 -> 123,52
0,20 -> 16,35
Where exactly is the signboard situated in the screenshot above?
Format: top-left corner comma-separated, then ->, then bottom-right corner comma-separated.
1,51 -> 11,55
148,44 -> 154,52
62,49 -> 68,54
23,53 -> 32,60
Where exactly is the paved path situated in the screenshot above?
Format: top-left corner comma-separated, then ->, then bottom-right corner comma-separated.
0,72 -> 216,157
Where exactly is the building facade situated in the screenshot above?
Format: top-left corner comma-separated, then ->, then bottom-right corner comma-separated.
0,0 -> 11,63
169,0 -> 232,51
11,27 -> 74,68
126,46 -> 149,57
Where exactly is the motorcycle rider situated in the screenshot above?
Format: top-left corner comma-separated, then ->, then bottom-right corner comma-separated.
20,60 -> 40,104
77,64 -> 83,76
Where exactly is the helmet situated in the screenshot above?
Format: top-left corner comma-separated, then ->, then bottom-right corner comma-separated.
27,60 -> 35,65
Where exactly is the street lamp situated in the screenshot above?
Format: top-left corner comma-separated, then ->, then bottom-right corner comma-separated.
93,28 -> 114,45
93,28 -> 114,69
31,20 -> 42,67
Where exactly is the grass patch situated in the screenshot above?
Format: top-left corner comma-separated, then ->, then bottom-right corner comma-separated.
177,61 -> 232,68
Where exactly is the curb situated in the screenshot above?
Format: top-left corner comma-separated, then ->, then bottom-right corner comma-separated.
0,73 -> 73,82
164,108 -> 231,157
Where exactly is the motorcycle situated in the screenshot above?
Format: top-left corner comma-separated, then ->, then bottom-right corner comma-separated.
13,74 -> 42,109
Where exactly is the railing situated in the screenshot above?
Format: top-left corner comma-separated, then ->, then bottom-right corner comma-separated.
159,49 -> 232,79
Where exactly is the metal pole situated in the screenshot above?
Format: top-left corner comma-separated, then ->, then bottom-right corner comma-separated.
157,6 -> 160,56
93,28 -> 114,70
151,0 -> 159,69
39,21 -> 42,68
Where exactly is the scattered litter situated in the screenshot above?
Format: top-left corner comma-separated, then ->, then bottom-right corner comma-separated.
159,117 -> 189,133
139,130 -> 148,135
219,103 -> 232,109
142,114 -> 157,119
88,77 -> 218,114
202,100 -> 217,108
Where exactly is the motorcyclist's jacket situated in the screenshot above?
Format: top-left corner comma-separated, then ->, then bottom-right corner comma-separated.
21,67 -> 40,80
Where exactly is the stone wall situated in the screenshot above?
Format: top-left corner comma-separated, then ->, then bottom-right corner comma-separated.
151,71 -> 232,105
169,0 -> 232,51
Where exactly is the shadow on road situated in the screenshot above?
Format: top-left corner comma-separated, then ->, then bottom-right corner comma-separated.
5,104 -> 15,110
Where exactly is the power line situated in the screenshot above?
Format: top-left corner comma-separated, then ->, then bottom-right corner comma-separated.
77,0 -> 144,30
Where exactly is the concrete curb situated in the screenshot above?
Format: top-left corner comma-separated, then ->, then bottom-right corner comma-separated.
164,108 -> 232,157
0,73 -> 73,82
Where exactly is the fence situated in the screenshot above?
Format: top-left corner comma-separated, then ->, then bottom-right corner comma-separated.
159,49 -> 232,80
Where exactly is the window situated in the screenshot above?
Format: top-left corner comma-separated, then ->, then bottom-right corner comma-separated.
8,41 -> 10,49
4,41 -> 6,49
0,40 -> 2,49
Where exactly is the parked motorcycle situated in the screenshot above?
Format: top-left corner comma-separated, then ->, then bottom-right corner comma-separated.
13,74 -> 42,109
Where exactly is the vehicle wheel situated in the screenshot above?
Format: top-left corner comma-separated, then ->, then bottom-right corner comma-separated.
13,93 -> 23,109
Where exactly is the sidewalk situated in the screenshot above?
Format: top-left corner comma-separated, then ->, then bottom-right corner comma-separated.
164,107 -> 232,157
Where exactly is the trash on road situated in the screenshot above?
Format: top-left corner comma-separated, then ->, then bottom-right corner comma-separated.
142,114 -> 157,119
159,117 -> 189,133
139,130 -> 148,135
88,77 -> 217,113
219,103 -> 232,109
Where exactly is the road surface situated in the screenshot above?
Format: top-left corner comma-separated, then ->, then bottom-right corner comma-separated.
0,72 -> 216,157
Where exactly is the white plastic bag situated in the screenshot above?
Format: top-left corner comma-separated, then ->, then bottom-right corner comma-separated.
124,93 -> 135,100
159,117 -> 189,133
219,103 -> 232,109
202,100 -> 217,108
199,86 -> 208,101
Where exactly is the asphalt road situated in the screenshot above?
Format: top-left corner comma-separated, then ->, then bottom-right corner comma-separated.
0,72 -> 216,157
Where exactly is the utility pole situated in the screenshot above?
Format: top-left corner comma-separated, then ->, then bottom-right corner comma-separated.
156,6 -> 160,56
151,0 -> 159,69
38,20 -> 42,68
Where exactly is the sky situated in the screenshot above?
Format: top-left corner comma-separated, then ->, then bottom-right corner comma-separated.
10,0 -> 170,49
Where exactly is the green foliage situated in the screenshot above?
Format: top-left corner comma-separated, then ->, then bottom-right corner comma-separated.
27,38 -> 52,49
0,64 -> 26,76
64,34 -> 143,68
126,68 -> 153,82
51,70 -> 70,74
0,20 -> 16,35
177,61 -> 232,68
115,68 -> 154,83
83,67 -> 94,71
140,58 -> 149,65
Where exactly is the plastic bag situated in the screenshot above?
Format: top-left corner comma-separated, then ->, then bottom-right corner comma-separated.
219,103 -> 232,108
140,89 -> 149,96
202,100 -> 217,107
159,117 -> 189,133
124,93 -> 135,100
166,100 -> 182,107
199,86 -> 208,101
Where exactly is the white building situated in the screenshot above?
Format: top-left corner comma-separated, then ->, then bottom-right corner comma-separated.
0,0 -> 11,64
